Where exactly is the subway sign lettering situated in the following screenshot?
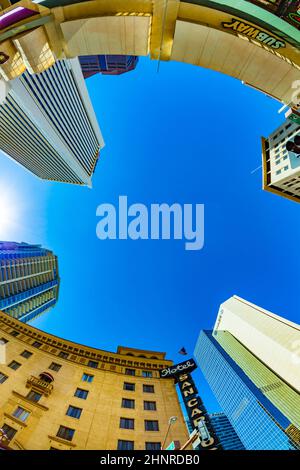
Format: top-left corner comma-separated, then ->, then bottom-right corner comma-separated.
222,18 -> 286,49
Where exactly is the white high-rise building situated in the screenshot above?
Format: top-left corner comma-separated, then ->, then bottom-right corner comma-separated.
262,119 -> 300,202
213,296 -> 300,392
0,58 -> 104,187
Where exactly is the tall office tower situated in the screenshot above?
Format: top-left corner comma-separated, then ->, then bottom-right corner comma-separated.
194,296 -> 300,450
262,119 -> 300,202
214,296 -> 300,392
79,55 -> 138,78
209,413 -> 245,450
0,58 -> 104,187
0,241 -> 59,323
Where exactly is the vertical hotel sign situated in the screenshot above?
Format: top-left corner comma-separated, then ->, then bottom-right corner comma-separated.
160,359 -> 220,450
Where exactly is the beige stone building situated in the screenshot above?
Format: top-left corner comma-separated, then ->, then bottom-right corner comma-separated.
0,310 -> 189,450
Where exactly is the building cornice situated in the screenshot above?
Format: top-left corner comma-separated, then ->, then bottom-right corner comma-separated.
0,311 -> 173,372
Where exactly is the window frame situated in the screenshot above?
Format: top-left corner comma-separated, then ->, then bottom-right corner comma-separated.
66,405 -> 83,420
74,388 -> 89,400
120,417 -> 135,430
145,420 -> 159,432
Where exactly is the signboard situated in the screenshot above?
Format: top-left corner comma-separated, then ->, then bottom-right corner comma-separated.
246,0 -> 300,30
165,440 -> 180,450
165,441 -> 175,451
159,359 -> 197,379
222,17 -> 286,49
160,359 -> 220,450
0,6 -> 38,31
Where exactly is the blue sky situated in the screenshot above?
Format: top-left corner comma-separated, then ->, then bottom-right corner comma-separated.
1,56 -> 300,412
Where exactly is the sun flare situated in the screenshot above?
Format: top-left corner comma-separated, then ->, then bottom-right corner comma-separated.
0,187 -> 19,237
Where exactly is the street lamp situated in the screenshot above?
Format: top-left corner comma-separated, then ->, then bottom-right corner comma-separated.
161,416 -> 178,450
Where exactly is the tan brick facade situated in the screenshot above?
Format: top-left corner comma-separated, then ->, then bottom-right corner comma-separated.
0,311 -> 189,450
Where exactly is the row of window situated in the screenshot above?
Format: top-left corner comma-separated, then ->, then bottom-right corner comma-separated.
0,340 -> 155,377
29,341 -> 156,374
1,336 -> 160,376
119,418 -> 159,431
122,399 -> 156,410
124,382 -> 154,393
2,424 -> 161,450
1,415 -> 160,446
50,441 -> 161,451
118,440 -> 161,451
275,166 -> 289,175
272,124 -> 294,143
10,397 -> 157,428
0,370 -> 155,400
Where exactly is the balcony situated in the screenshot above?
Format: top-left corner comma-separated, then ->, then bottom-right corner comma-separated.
26,374 -> 54,397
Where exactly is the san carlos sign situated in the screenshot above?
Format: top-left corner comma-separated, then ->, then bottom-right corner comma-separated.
160,359 -> 220,450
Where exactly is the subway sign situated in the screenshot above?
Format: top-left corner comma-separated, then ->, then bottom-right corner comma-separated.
160,359 -> 220,450
222,18 -> 286,48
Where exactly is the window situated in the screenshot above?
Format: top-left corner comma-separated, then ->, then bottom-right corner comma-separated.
10,331 -> 19,337
146,442 -> 161,450
143,385 -> 154,393
8,361 -> 21,370
13,406 -> 30,422
32,341 -> 42,348
74,388 -> 89,400
145,420 -> 159,431
125,368 -> 135,376
144,401 -> 156,411
1,424 -> 17,441
20,350 -> 32,359
56,425 -> 75,442
122,398 -> 135,409
82,373 -> 94,383
87,360 -> 98,369
0,372 -> 8,384
117,440 -> 134,450
66,405 -> 82,419
142,371 -> 152,378
123,382 -> 135,391
120,418 -> 134,430
58,352 -> 69,359
49,362 -> 62,372
26,390 -> 42,402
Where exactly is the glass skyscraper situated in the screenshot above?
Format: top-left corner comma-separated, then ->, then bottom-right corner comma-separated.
0,242 -> 59,323
194,296 -> 300,450
209,413 -> 245,450
79,55 -> 139,78
0,58 -> 104,187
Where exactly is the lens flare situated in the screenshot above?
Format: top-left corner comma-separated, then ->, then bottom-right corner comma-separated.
0,186 -> 19,237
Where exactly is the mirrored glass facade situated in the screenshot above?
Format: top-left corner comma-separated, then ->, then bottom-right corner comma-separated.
0,241 -> 59,323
